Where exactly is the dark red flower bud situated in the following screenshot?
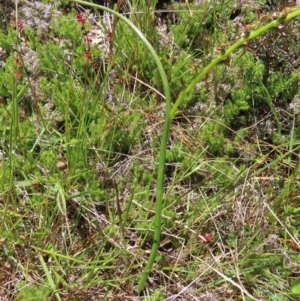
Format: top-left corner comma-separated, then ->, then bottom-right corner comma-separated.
17,20 -> 23,32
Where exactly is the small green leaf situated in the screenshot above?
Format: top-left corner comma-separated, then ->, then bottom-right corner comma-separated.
291,279 -> 300,294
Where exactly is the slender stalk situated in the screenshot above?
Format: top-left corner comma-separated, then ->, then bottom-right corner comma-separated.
171,7 -> 300,117
66,0 -> 171,293
8,2 -> 20,191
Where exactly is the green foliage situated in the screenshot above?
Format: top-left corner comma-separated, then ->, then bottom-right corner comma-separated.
234,128 -> 249,142
55,9 -> 90,45
165,142 -> 185,163
291,279 -> 300,294
99,110 -> 146,155
16,281 -> 51,300
114,22 -> 158,83
0,28 -> 16,51
169,2 -> 215,55
0,54 -> 21,97
224,91 -> 250,123
201,121 -> 226,154
150,49 -> 198,108
141,288 -> 164,301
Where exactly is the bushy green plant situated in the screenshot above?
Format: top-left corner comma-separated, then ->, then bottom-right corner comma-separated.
201,121 -> 226,154
169,2 -> 216,55
0,28 -> 16,51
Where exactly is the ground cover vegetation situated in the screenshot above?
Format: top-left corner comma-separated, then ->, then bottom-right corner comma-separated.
0,0 -> 300,300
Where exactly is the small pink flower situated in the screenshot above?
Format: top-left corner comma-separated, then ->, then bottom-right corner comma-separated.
84,36 -> 92,43
76,13 -> 85,25
14,56 -> 21,65
16,69 -> 22,79
32,182 -> 39,190
84,50 -> 92,61
204,233 -> 214,242
17,20 -> 23,32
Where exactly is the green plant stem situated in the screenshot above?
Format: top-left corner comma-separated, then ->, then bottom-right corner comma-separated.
64,1 -> 300,294
8,77 -> 16,193
9,1 -> 20,190
66,0 -> 171,293
171,7 -> 300,118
